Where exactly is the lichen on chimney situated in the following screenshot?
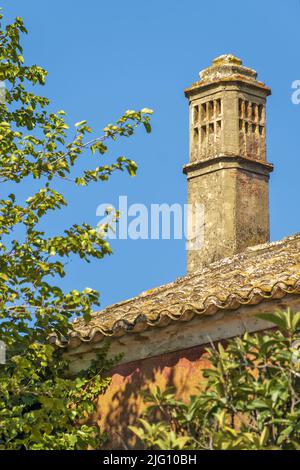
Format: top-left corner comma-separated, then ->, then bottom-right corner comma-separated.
184,55 -> 273,272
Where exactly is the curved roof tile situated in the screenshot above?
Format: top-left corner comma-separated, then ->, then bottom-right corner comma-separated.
51,233 -> 300,349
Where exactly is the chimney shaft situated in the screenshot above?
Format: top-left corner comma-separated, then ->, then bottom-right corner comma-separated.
184,55 -> 273,272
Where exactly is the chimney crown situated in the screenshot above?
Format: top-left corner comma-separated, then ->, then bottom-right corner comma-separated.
185,54 -> 270,97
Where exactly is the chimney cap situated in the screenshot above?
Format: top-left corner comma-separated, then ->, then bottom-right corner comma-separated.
185,54 -> 271,97
200,54 -> 257,82
212,54 -> 242,66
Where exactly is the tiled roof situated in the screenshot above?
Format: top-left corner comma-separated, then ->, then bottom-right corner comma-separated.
52,233 -> 300,349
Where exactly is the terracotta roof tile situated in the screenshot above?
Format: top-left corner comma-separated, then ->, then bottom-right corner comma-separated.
52,233 -> 300,349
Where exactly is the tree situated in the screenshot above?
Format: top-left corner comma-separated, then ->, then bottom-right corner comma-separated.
131,310 -> 300,450
0,11 -> 152,449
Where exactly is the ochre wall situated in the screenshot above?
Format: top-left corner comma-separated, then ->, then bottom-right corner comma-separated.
96,343 -> 211,449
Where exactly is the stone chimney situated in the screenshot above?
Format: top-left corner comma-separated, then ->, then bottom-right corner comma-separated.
183,54 -> 273,273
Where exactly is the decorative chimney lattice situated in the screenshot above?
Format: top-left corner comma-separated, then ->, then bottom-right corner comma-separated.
192,98 -> 222,160
238,98 -> 266,161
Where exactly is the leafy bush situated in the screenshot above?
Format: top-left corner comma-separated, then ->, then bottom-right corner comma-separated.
131,310 -> 300,450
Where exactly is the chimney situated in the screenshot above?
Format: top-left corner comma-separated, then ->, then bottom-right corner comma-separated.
183,54 -> 273,273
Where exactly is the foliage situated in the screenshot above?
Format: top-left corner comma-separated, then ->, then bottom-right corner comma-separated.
130,309 -> 300,450
0,11 -> 152,449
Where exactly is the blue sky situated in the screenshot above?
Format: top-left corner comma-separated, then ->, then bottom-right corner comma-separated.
2,0 -> 300,309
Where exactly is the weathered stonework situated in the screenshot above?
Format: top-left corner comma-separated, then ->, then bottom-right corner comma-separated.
184,54 -> 273,272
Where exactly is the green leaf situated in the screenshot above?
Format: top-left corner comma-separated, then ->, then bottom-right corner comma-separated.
141,108 -> 153,114
143,121 -> 152,133
75,120 -> 87,127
